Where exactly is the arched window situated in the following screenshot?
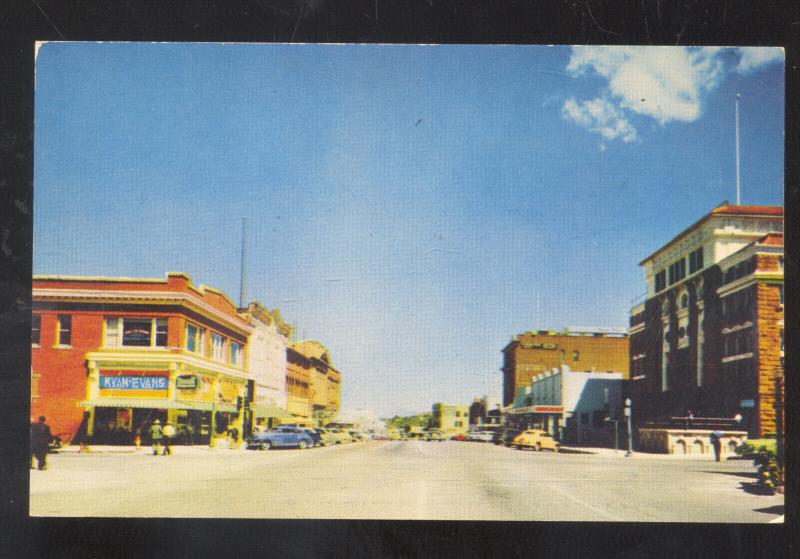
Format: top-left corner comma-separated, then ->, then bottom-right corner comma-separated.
680,293 -> 689,309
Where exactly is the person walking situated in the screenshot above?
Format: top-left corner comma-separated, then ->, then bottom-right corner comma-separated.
30,416 -> 53,470
710,431 -> 723,462
149,419 -> 163,455
162,422 -> 176,455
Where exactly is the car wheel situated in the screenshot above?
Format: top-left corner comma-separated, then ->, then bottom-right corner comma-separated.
298,440 -> 308,450
536,443 -> 542,452
554,444 -> 560,453
261,441 -> 272,450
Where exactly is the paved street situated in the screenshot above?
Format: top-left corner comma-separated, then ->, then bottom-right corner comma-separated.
30,440 -> 783,521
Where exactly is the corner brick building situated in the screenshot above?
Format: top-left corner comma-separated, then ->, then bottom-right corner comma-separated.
627,205 -> 783,437
501,328 -> 629,406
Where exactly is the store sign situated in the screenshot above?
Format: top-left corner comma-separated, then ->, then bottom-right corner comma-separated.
99,375 -> 168,390
176,375 -> 198,389
740,399 -> 755,408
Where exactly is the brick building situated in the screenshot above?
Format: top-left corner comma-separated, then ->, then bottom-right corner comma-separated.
291,340 -> 341,425
31,273 -> 252,444
285,346 -> 313,423
627,205 -> 783,437
501,328 -> 629,406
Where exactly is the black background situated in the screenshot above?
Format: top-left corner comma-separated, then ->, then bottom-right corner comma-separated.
1,1 -> 797,557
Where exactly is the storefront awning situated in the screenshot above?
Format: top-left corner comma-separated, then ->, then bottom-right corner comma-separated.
78,398 -> 238,413
251,403 -> 293,419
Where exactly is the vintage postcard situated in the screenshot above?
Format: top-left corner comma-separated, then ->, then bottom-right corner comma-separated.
30,43 -> 784,521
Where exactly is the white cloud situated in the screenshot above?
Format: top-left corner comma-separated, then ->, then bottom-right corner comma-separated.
566,46 -> 724,125
735,47 -> 784,74
562,97 -> 637,143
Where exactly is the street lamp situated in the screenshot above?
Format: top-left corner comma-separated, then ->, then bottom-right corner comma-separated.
624,398 -> 633,457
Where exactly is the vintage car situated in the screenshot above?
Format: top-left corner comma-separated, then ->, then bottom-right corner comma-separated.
423,429 -> 447,442
511,429 -> 561,452
466,430 -> 495,442
327,428 -> 354,444
246,426 -> 315,450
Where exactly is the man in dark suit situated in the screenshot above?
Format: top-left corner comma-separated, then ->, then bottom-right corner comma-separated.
30,416 -> 53,470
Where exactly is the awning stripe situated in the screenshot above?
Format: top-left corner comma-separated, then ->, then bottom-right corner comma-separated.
78,398 -> 238,413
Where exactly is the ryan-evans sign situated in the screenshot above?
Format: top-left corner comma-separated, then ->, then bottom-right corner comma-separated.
99,375 -> 169,390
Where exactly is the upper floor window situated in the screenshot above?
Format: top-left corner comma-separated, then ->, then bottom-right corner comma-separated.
572,350 -> 579,362
654,270 -> 667,293
779,285 -> 784,306
105,317 -> 168,348
31,314 -> 41,345
211,333 -> 226,362
688,247 -> 704,274
230,341 -> 243,367
185,323 -> 205,354
680,293 -> 689,309
723,258 -> 756,285
668,258 -> 686,286
57,315 -> 72,346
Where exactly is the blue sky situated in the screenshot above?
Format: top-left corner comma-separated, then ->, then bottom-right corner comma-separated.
34,44 -> 784,417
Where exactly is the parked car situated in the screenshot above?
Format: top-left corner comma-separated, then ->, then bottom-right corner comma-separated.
349,430 -> 365,442
314,428 -> 338,446
300,427 -> 323,447
466,430 -> 495,442
327,428 -> 353,444
423,429 -> 446,442
512,429 -> 561,452
246,427 -> 315,450
450,433 -> 467,441
494,428 -> 521,446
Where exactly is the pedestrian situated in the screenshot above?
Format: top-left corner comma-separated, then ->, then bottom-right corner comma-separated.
710,431 -> 723,462
162,421 -> 176,455
149,419 -> 163,455
184,423 -> 194,446
30,416 -> 53,470
134,428 -> 141,449
228,426 -> 239,449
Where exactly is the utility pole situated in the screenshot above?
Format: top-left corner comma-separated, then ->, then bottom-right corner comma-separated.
239,217 -> 247,308
735,93 -> 741,205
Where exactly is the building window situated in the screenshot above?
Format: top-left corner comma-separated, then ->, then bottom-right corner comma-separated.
688,247 -> 704,274
186,323 -> 205,354
230,341 -> 243,366
105,318 -> 168,348
778,285 -> 783,306
572,350 -> 579,362
680,294 -> 689,309
668,258 -> 686,286
211,333 -> 226,362
31,314 -> 41,345
57,315 -> 72,346
655,270 -> 667,293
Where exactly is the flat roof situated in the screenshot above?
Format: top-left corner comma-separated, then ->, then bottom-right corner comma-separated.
639,204 -> 783,266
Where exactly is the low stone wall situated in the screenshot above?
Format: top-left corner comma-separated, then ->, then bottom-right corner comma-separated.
638,429 -> 748,455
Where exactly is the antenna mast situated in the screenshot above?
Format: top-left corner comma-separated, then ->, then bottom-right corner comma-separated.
239,217 -> 247,308
735,93 -> 741,205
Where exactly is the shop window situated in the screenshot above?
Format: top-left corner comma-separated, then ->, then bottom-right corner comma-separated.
57,315 -> 72,346
230,341 -> 243,366
31,314 -> 41,345
572,350 -> 579,362
211,333 -> 226,362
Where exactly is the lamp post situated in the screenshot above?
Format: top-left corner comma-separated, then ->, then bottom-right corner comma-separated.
624,398 -> 633,457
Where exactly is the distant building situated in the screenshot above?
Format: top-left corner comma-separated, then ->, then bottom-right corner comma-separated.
285,346 -> 313,423
628,204 -> 783,438
31,273 -> 252,444
239,302 -> 293,429
501,328 -> 629,406
431,403 -> 470,435
509,365 -> 624,444
468,398 -> 487,426
290,340 -> 341,425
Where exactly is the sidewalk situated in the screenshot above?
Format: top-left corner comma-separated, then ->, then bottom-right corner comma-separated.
559,445 -> 745,461
57,442 -> 247,455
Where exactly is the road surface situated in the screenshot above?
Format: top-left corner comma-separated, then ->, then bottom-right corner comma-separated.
30,440 -> 784,521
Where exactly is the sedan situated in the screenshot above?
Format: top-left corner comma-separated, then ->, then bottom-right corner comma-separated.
246,427 -> 315,450
511,429 -> 561,452
466,431 -> 495,442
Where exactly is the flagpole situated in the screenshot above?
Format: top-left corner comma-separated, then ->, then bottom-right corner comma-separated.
735,94 -> 741,205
